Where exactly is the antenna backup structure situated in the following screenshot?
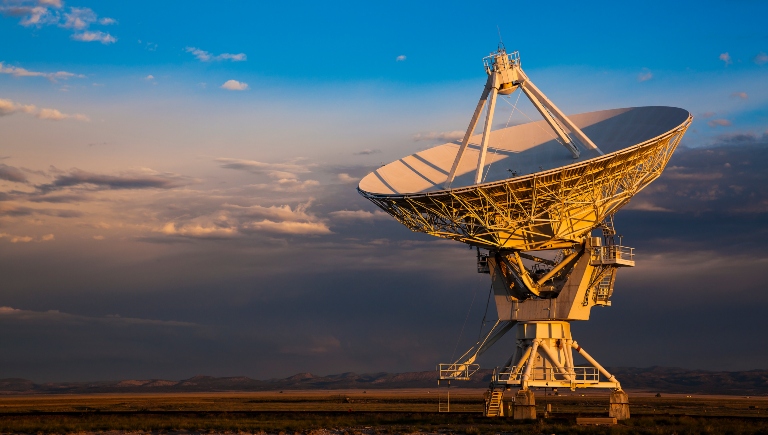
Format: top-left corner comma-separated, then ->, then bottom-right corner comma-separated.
357,47 -> 691,419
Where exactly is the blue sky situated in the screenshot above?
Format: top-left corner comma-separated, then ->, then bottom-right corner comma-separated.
1,0 -> 768,382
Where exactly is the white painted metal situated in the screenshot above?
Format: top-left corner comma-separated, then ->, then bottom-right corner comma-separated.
359,106 -> 690,195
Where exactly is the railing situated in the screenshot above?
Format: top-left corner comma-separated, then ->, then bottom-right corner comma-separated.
438,363 -> 481,380
483,50 -> 520,73
494,366 -> 599,383
591,245 -> 634,265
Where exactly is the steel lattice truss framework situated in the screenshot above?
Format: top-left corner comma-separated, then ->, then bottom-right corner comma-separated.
360,116 -> 691,252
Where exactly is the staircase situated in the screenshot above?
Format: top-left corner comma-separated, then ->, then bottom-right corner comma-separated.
485,390 -> 504,417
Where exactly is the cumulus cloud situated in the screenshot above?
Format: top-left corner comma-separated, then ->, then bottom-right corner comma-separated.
396,55 -> 406,62
731,92 -> 748,100
637,68 -> 653,82
0,98 -> 89,121
145,74 -> 155,80
719,52 -> 732,66
220,79 -> 248,91
37,107 -> 89,121
412,130 -> 464,142
71,30 -> 116,44
0,62 -> 84,82
1,2 -> 117,43
184,47 -> 247,62
337,173 -> 358,183
754,52 -> 768,65
159,201 -> 332,240
707,119 -> 732,128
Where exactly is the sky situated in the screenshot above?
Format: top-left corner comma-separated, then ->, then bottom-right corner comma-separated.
1,0 -> 768,383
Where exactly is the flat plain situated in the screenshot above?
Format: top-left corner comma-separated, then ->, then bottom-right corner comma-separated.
0,389 -> 767,434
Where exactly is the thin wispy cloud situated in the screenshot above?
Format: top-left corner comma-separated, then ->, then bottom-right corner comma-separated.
0,61 -> 84,81
71,30 -> 115,44
221,79 -> 248,91
412,130 -> 464,142
637,68 -> 653,82
37,168 -> 193,193
0,98 -> 89,121
1,1 -> 117,43
719,52 -> 732,66
329,210 -> 389,220
185,47 -> 246,62
731,92 -> 748,100
0,163 -> 28,183
753,52 -> 768,66
707,118 -> 732,128
354,149 -> 381,155
396,55 -> 406,62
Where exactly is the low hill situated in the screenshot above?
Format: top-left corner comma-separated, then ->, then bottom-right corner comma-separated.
1,367 -> 766,396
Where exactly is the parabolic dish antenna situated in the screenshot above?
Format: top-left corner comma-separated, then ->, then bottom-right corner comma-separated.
358,47 -> 691,419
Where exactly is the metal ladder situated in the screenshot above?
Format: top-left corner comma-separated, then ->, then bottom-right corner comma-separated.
485,390 -> 504,417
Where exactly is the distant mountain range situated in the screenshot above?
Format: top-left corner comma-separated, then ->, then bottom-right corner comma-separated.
1,367 -> 766,396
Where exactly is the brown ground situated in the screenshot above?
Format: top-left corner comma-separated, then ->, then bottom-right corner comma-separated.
0,389 -> 766,434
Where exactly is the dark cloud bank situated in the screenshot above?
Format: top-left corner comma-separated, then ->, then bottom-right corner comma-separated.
1,141 -> 768,382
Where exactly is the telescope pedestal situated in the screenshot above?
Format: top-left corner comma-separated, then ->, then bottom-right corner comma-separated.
483,320 -> 628,419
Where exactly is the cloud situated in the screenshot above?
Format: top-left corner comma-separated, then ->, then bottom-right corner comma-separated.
158,201 -> 332,240
754,52 -> 768,65
221,80 -> 248,91
244,220 -> 331,235
185,47 -> 247,62
700,112 -> 716,119
637,68 -> 653,82
0,98 -> 89,121
0,62 -> 84,82
354,149 -> 381,155
412,130 -> 464,142
1,2 -> 117,43
707,119 -> 732,128
71,30 -> 116,44
0,232 -> 53,243
719,52 -> 732,66
0,163 -> 28,183
730,92 -> 748,100
337,173 -> 358,183
61,6 -> 96,29
329,210 -> 389,220
216,158 -> 311,177
37,108 -> 89,121
145,74 -> 155,80
0,305 -> 196,327
396,55 -> 406,62
37,168 -> 193,193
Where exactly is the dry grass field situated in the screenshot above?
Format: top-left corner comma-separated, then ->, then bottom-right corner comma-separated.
0,389 -> 766,434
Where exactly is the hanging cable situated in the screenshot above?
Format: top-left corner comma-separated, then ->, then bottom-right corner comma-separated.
449,274 -> 483,363
481,89 -> 523,183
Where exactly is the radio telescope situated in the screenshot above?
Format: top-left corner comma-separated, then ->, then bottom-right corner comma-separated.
358,47 -> 691,419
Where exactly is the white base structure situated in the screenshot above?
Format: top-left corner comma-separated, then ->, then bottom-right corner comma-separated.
493,321 -> 620,391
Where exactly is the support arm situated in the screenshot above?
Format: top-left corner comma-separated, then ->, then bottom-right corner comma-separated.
444,76 -> 493,188
519,69 -> 604,155
572,341 -> 620,387
520,83 -> 580,158
475,74 -> 499,184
